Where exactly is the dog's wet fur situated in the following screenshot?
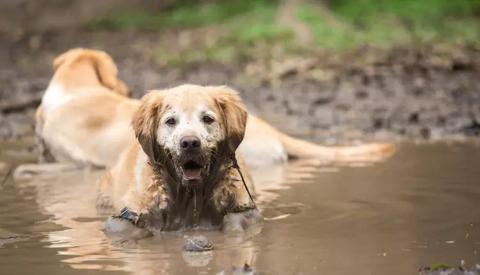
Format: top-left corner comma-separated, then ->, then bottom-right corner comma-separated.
99,85 -> 259,232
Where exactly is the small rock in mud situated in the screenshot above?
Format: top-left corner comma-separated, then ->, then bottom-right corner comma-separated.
183,235 -> 213,252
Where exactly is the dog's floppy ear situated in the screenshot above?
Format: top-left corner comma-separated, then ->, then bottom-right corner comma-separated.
53,48 -> 130,96
52,48 -> 83,71
53,52 -> 68,71
112,79 -> 130,97
91,52 -> 130,96
212,86 -> 248,155
132,91 -> 164,162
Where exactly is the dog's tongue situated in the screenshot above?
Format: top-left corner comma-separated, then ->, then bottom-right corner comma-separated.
184,168 -> 202,181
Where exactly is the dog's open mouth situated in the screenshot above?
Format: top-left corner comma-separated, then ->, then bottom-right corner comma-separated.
181,159 -> 204,184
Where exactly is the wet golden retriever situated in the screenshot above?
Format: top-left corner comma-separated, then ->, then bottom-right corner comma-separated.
98,85 -> 260,232
97,84 -> 396,232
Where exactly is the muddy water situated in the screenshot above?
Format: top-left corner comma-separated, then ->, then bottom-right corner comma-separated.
1,142 -> 480,275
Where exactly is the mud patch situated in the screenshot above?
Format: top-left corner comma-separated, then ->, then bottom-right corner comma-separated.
1,30 -> 479,143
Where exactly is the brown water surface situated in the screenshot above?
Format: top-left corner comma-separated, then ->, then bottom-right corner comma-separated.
1,142 -> 479,274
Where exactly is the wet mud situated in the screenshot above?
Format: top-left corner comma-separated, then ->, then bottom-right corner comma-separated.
1,30 -> 479,143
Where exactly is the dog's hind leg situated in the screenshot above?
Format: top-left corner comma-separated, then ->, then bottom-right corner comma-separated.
35,106 -> 57,163
13,163 -> 82,181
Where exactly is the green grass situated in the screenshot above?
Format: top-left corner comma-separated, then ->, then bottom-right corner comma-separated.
90,0 -> 293,65
90,0 -> 280,31
298,0 -> 480,49
89,0 -> 480,64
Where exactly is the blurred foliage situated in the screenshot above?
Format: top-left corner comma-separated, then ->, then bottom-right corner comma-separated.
88,0 -> 480,64
302,0 -> 480,49
91,0 -> 280,31
90,0 -> 294,65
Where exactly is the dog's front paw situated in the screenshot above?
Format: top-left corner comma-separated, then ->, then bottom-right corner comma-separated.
103,216 -> 152,240
223,209 -> 263,232
96,194 -> 113,210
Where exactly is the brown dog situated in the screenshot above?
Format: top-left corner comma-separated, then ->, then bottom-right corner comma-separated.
98,85 -> 259,231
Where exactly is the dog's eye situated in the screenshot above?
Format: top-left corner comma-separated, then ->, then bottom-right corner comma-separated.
165,117 -> 177,126
202,115 -> 214,124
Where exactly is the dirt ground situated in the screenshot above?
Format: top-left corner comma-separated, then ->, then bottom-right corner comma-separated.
1,29 -> 479,144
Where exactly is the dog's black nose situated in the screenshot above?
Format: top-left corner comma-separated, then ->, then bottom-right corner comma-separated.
180,136 -> 201,150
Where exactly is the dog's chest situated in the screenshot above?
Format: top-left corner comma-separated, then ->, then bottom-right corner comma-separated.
144,182 -> 226,231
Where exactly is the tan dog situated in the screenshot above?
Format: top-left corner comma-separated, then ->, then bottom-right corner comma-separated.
99,85 -> 259,232
35,48 -> 138,167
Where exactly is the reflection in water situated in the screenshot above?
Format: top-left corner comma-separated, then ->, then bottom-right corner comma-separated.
1,143 -> 480,274
18,171 -> 261,274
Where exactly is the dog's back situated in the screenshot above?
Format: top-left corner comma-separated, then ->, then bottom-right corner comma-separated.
37,49 -> 137,167
42,49 -> 128,114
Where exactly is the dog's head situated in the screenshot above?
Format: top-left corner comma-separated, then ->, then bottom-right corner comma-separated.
132,84 -> 248,187
53,48 -> 129,96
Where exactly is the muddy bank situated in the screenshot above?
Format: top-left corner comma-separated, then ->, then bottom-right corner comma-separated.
1,30 -> 479,143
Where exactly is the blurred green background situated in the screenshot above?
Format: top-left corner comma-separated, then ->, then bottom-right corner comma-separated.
92,0 -> 479,46
87,0 -> 480,64
2,0 -> 478,66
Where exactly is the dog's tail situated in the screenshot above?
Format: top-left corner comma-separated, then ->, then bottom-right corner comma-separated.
279,132 -> 395,163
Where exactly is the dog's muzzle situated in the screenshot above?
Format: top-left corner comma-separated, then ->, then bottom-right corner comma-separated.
177,136 -> 208,186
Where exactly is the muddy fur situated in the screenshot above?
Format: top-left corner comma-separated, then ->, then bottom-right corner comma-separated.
117,150 -> 255,231
98,86 -> 257,232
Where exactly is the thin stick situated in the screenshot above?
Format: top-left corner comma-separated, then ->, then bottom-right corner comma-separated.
231,156 -> 256,209
1,165 -> 12,186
